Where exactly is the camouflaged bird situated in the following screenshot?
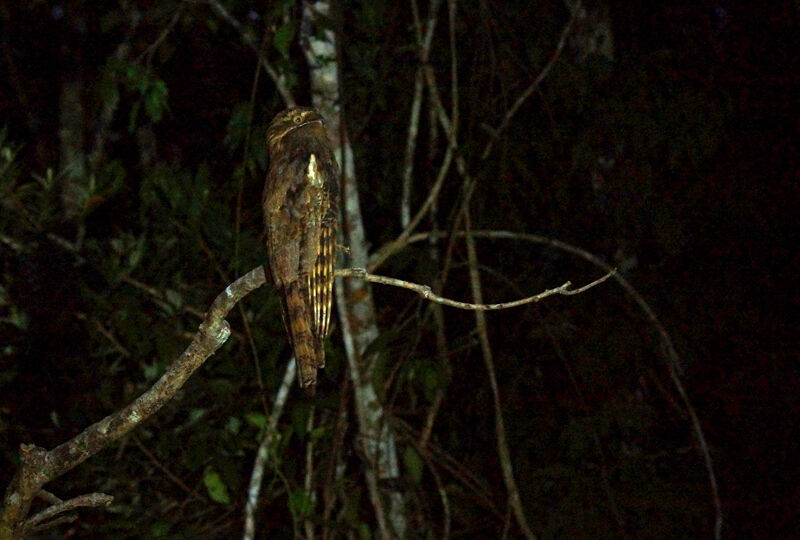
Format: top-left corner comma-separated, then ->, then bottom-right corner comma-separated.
263,107 -> 339,389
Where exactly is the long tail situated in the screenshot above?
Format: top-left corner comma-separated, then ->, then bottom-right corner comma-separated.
282,281 -> 319,388
309,222 -> 335,365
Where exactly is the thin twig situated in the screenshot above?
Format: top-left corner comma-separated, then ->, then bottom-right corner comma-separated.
243,358 -> 296,540
0,267 -> 264,538
27,514 -> 77,532
402,0 -> 444,228
131,435 -> 203,501
235,27 -> 270,280
321,376 -> 350,540
401,68 -> 424,229
336,267 -> 613,311
413,0 -> 457,448
25,493 -> 113,532
406,433 -> 451,540
402,0 -> 442,229
427,450 -> 451,540
196,231 -> 269,412
410,230 -> 683,372
544,315 -> 626,533
370,143 -> 454,272
448,0 -> 458,133
394,418 -> 501,519
136,6 -> 184,66
369,0 -> 453,273
479,3 -> 579,160
303,0 -> 407,534
35,491 -> 62,506
369,41 -> 471,274
382,5 -> 574,275
206,0 -> 294,107
303,406 -> 316,540
418,377 -> 444,451
418,251 -> 450,451
0,257 -> 596,538
463,211 -> 536,540
90,317 -> 132,358
401,228 -> 722,535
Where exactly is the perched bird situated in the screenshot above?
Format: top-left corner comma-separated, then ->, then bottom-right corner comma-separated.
263,107 -> 339,389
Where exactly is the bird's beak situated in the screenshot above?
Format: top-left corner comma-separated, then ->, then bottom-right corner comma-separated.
288,118 -> 323,134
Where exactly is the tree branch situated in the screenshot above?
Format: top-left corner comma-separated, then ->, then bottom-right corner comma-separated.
1,261 -> 610,539
206,0 -> 295,107
0,266 -> 265,539
301,0 -> 408,535
462,210 -> 535,540
25,493 -> 113,534
402,0 -> 444,228
479,3 -> 578,160
401,228 -> 723,535
336,267 -> 613,311
243,358 -> 296,540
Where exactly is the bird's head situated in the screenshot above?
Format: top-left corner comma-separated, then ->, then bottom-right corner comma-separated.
266,107 -> 325,152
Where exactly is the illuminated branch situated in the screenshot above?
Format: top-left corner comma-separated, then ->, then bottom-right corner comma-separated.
336,267 -> 614,310
0,267 -> 262,540
0,263 -> 606,539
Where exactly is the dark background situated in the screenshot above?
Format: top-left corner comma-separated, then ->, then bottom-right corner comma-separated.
1,0 -> 797,537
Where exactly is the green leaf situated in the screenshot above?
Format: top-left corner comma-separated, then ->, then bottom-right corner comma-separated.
403,446 -> 423,484
244,411 -> 267,430
225,416 -> 241,434
203,467 -> 231,504
1,304 -> 28,330
149,521 -> 170,537
205,16 -> 219,34
423,365 -> 441,403
99,70 -> 120,111
188,163 -> 210,223
273,22 -> 295,58
165,288 -> 182,309
143,362 -> 161,380
290,403 -> 310,436
357,522 -> 371,540
128,236 -> 145,269
309,426 -> 327,440
288,488 -> 312,518
144,80 -> 168,122
128,99 -> 141,133
186,408 -> 207,426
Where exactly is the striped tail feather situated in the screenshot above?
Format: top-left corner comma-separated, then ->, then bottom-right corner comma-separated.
308,222 -> 335,369
282,281 -> 318,388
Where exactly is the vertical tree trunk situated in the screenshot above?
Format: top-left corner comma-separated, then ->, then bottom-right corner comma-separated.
301,1 -> 407,537
57,3 -> 88,249
58,12 -> 86,222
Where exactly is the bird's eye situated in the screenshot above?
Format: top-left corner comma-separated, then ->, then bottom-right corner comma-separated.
293,116 -> 303,124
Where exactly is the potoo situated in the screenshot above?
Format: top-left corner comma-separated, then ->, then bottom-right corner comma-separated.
263,107 -> 339,389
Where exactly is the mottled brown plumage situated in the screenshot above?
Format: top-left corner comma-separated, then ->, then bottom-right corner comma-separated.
263,107 -> 339,389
